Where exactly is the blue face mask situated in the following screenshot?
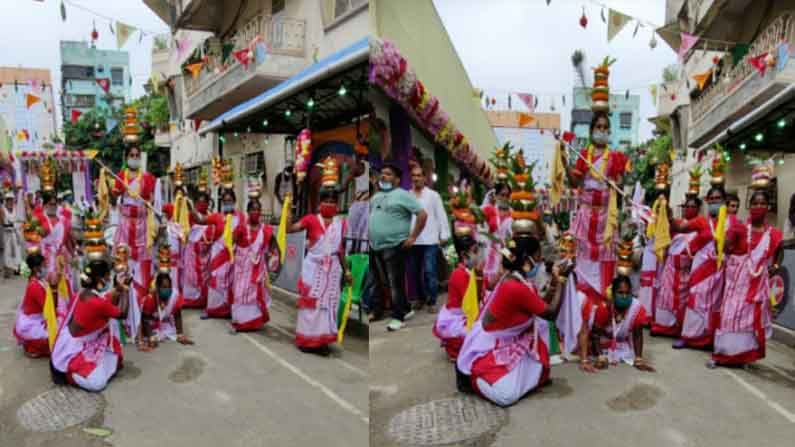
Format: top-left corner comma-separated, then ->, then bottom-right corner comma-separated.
222,203 -> 234,214
708,203 -> 721,217
525,261 -> 540,279
159,288 -> 172,300
614,294 -> 633,311
97,280 -> 111,294
379,181 -> 394,192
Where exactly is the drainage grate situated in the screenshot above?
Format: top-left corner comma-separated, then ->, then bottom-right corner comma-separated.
17,387 -> 104,432
387,396 -> 507,446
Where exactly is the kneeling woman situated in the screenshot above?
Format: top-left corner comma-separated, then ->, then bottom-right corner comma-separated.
141,272 -> 194,349
51,254 -> 130,392
13,252 -> 62,357
581,275 -> 654,372
456,227 -> 566,407
433,227 -> 483,361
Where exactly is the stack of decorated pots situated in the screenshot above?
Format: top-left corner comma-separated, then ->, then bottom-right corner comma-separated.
319,156 -> 339,188
688,166 -> 703,196
591,57 -> 616,113
83,212 -> 107,262
122,107 -> 141,145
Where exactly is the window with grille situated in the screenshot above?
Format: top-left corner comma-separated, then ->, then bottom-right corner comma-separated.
245,152 -> 265,174
111,68 -> 124,86
620,112 -> 632,129
66,94 -> 96,107
322,0 -> 367,26
62,65 -> 94,80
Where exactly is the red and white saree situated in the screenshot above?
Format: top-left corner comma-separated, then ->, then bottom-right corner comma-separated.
232,224 -> 276,331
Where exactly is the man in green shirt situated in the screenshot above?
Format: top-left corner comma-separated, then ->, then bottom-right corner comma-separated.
369,164 -> 427,331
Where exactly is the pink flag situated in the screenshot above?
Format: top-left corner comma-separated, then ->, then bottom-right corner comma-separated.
678,33 -> 699,61
748,53 -> 769,76
516,93 -> 536,111
96,78 -> 110,93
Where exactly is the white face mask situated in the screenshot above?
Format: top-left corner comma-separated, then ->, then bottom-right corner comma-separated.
592,130 -> 610,145
127,158 -> 141,170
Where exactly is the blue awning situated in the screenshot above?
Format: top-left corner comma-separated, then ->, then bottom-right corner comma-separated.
201,37 -> 369,135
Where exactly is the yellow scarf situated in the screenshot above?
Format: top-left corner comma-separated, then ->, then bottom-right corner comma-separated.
97,168 -> 110,221
223,213 -> 235,261
646,196 -> 671,262
586,145 -> 609,180
276,194 -> 291,263
549,142 -> 566,207
174,191 -> 190,241
42,282 -> 57,351
461,268 -> 479,331
714,205 -> 728,268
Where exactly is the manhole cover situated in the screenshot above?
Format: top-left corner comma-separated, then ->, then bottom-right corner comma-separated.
387,396 -> 507,446
17,387 -> 104,432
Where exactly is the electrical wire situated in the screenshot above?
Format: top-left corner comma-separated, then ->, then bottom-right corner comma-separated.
63,0 -> 169,36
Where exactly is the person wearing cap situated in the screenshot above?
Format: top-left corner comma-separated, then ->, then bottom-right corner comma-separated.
369,163 -> 428,331
231,184 -> 280,332
1,190 -> 22,277
274,161 -> 297,219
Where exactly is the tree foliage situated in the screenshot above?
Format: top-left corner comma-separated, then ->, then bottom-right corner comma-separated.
63,91 -> 171,178
625,133 -> 673,195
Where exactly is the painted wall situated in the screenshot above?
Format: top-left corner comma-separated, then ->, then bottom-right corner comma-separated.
373,0 -> 498,162
60,41 -> 131,121
0,67 -> 57,151
222,133 -> 288,218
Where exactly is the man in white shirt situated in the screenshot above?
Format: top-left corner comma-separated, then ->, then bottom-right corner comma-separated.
408,165 -> 451,313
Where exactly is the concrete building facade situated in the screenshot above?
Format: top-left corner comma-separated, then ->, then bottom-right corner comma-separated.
60,41 -> 131,123
0,67 -> 57,151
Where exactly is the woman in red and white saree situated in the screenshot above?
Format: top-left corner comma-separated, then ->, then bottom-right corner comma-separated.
481,183 -> 512,290
51,259 -> 130,392
711,190 -> 782,367
203,189 -> 246,319
112,146 -> 160,344
651,196 -> 701,337
35,191 -> 76,320
456,235 -> 565,407
141,273 -> 193,346
182,191 -> 212,308
678,186 -> 745,349
231,199 -> 280,332
288,188 -> 349,354
433,233 -> 482,361
568,112 -> 629,309
13,253 -> 59,357
586,275 -> 654,372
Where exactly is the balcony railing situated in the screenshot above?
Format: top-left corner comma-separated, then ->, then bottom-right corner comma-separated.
184,14 -> 306,97
691,12 -> 795,121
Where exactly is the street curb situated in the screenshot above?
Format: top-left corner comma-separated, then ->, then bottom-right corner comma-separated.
773,323 -> 795,348
269,285 -> 370,339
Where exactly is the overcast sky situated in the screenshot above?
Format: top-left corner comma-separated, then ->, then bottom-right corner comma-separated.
433,0 -> 678,142
0,0 -> 169,128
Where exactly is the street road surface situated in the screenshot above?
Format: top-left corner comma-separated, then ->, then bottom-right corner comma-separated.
0,277 -> 369,447
370,294 -> 795,447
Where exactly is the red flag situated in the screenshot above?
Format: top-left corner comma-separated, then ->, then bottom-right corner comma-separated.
749,53 -> 769,76
234,49 -> 252,68
562,131 -> 576,143
71,109 -> 82,124
193,119 -> 202,131
96,78 -> 110,93
516,93 -> 536,111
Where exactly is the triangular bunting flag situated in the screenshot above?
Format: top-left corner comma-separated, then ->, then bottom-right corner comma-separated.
106,118 -> 119,133
518,112 -> 535,127
116,21 -> 136,49
234,49 -> 253,68
516,93 -> 535,111
678,33 -> 700,61
71,109 -> 82,124
26,94 -> 41,109
185,62 -> 204,80
692,70 -> 712,89
96,78 -> 110,93
749,53 -> 769,76
607,9 -> 632,42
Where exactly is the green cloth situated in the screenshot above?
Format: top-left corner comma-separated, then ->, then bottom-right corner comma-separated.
548,321 -> 560,355
369,188 -> 422,251
731,44 -> 750,66
338,253 -> 368,322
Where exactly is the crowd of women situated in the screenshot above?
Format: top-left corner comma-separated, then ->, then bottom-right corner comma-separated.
430,106 -> 782,407
12,146 -> 352,392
